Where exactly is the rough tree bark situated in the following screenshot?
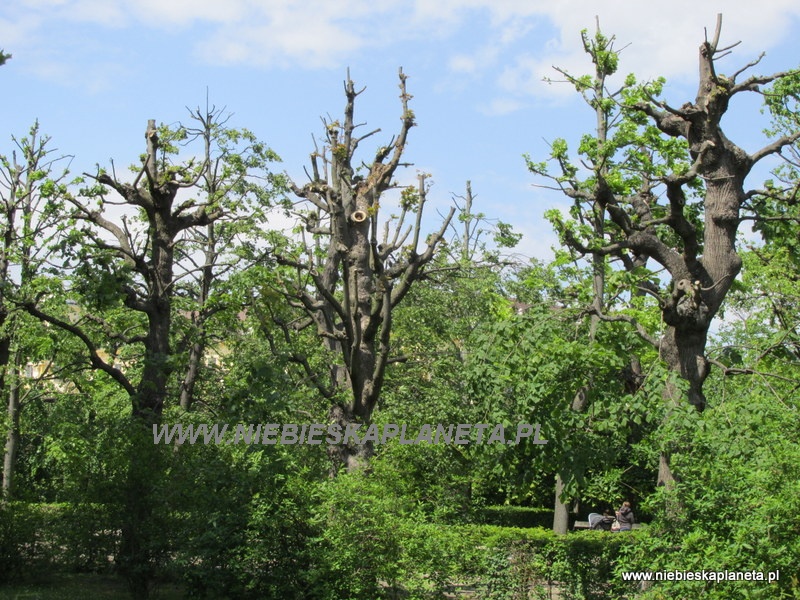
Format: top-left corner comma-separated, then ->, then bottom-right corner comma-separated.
541,16 -> 800,490
278,70 -> 454,473
2,353 -> 20,498
628,18 -> 799,409
25,119 -> 224,599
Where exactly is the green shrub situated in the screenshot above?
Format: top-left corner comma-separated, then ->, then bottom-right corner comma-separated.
395,523 -> 636,600
48,503 -> 119,573
0,502 -> 50,582
0,502 -> 120,583
160,436 -> 321,599
309,471 -> 407,600
233,475 -> 318,599
482,505 -> 554,529
615,390 -> 800,599
307,476 -> 636,600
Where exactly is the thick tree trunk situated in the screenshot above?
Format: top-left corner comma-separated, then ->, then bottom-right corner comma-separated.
659,327 -> 710,410
655,169 -> 743,489
553,475 -> 570,534
117,126 -> 178,599
540,15 -> 800,513
326,403 -> 374,476
119,417 -> 163,600
286,73 -> 453,476
19,117 -> 228,598
118,318 -> 171,599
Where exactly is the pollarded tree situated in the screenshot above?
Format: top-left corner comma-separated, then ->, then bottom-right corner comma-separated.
28,119 -> 221,424
530,24 -> 675,529
529,15 -> 800,486
24,112 -> 282,598
28,119 -> 221,598
276,70 -> 454,472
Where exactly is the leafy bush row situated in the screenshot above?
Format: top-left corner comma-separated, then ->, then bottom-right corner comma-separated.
0,502 -> 118,582
0,497 -> 636,599
481,505 -> 555,529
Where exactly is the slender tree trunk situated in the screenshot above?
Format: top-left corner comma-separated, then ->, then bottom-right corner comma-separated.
553,211 -> 604,533
179,222 -> 216,412
179,339 -> 203,411
552,40 -> 611,532
2,360 -> 19,499
655,374 -> 683,503
0,326 -> 12,497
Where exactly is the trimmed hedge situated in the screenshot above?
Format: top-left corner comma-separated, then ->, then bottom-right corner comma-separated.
481,505 -> 555,529
0,502 -> 119,583
391,523 -> 638,600
2,500 -> 639,599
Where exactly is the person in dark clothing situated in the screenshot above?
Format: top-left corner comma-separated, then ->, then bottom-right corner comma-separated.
616,501 -> 634,531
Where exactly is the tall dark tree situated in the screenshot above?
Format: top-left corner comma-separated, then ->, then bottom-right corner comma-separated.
24,112 -> 281,598
24,119 -> 216,598
278,70 -> 454,472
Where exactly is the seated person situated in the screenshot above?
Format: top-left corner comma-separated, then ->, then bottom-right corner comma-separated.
616,501 -> 635,531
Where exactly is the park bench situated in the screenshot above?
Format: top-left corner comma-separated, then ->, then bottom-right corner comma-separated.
573,520 -> 643,530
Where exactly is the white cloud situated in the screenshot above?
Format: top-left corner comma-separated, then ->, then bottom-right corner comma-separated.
448,44 -> 500,75
197,2 -> 368,68
69,0 -> 126,26
497,53 -> 563,99
19,0 -> 70,8
479,97 -> 527,116
7,0 -> 800,78
27,59 -> 76,87
0,16 -> 36,52
433,0 -> 800,114
127,0 -> 247,27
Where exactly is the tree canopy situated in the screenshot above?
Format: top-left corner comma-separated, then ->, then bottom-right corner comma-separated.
1,15 -> 798,600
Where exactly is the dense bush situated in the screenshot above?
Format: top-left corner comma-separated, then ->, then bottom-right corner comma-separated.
47,503 -> 120,573
0,502 -> 119,583
396,524 -> 638,600
308,469 -> 409,600
481,505 -> 555,529
0,502 -> 49,582
615,390 -> 800,599
303,467 -> 638,599
156,426 -> 323,599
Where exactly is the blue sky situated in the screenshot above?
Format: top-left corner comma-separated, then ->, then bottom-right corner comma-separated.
2,1 -> 800,259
